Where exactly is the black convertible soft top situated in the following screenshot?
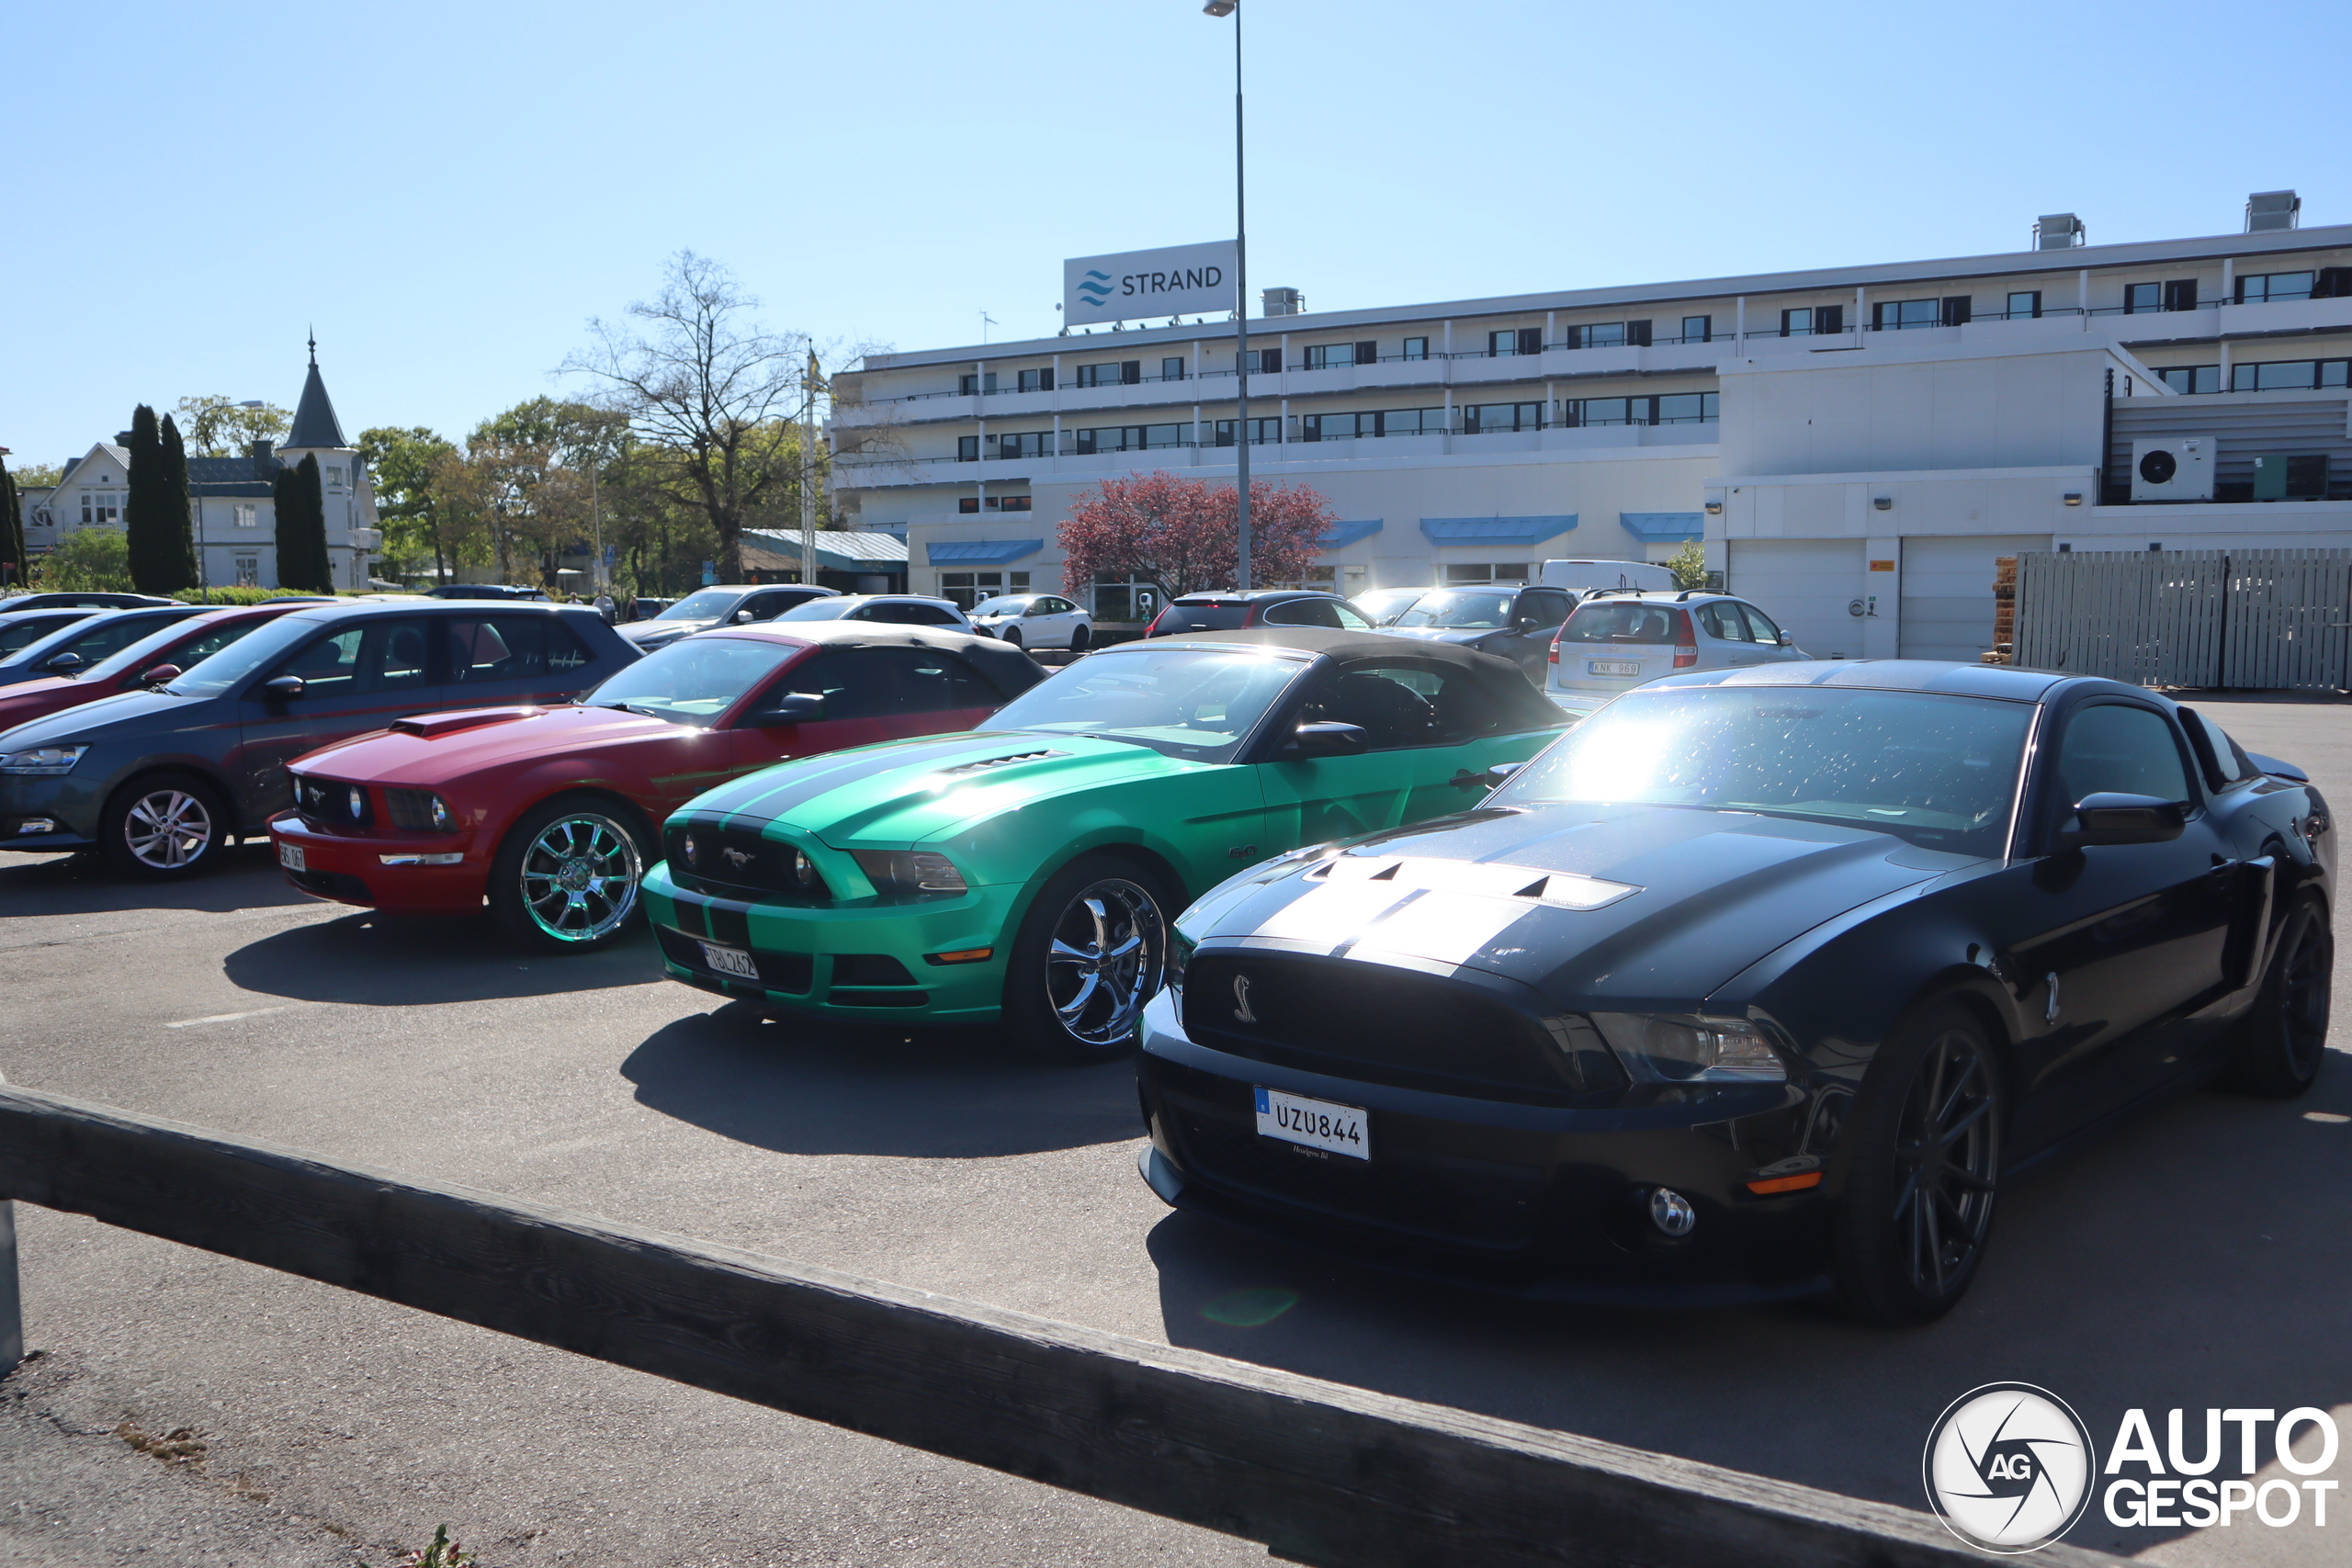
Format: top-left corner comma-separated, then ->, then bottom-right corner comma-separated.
759,619 -> 1046,700
1124,626 -> 1566,732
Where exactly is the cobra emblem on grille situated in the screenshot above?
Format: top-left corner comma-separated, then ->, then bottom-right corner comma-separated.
1231,974 -> 1257,1024
724,847 -> 752,869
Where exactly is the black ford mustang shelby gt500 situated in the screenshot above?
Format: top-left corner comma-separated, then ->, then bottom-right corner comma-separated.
1136,661 -> 2333,1323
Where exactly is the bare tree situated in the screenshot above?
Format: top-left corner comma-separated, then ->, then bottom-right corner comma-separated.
561,253 -> 812,581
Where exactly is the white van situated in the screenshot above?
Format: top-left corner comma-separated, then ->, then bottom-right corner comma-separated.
1539,558 -> 1676,594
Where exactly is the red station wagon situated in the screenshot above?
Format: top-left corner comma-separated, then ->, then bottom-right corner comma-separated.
267,623 -> 1043,951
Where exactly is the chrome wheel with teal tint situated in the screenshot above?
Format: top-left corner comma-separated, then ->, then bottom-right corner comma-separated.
493,799 -> 647,952
1010,854 -> 1173,1060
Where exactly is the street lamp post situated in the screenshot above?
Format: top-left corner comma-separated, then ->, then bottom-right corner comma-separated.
1204,0 -> 1250,590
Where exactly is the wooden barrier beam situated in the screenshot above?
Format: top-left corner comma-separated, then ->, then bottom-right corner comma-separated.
0,1083 -> 2121,1567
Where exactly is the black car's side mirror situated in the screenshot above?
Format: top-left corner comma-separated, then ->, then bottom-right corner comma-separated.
753,692 -> 825,725
2064,792 -> 2186,848
258,674 -> 306,702
43,651 -> 85,673
1487,761 -> 1525,784
1285,721 -> 1369,757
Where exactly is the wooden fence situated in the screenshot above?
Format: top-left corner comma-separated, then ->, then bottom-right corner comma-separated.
0,1081 -> 2126,1567
2014,548 -> 2352,689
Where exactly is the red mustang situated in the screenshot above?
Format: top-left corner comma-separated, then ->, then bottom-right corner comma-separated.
266,622 -> 1043,951
0,601 -> 320,734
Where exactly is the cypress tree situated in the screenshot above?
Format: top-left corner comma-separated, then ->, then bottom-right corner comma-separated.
274,453 -> 332,592
124,404 -> 180,592
0,456 -> 23,590
160,413 -> 198,591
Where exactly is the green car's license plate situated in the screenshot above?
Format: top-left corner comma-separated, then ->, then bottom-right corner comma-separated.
698,941 -> 759,980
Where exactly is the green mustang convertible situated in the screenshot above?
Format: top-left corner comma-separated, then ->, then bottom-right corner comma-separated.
640,627 -> 1568,1058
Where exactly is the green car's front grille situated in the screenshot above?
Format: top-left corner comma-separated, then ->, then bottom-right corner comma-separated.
665,818 -> 831,902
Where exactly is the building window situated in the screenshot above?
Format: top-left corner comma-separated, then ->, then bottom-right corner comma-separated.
1159,356 -> 1184,381
1442,563 -> 1530,585
2124,282 -> 2161,314
957,435 -> 979,462
1400,336 -> 1428,361
1090,572 -> 1162,624
2158,366 -> 2222,395
1077,361 -> 1140,388
1566,321 -> 1625,349
233,503 -> 257,527
324,465 -> 345,490
1212,417 -> 1281,446
234,555 -> 259,587
1300,407 -> 1445,442
1238,347 -> 1280,376
2230,358 -> 2352,392
987,432 -> 1055,459
1016,367 -> 1054,392
1074,423 -> 1188,455
956,495 -> 1034,513
1872,299 -> 1942,331
79,492 -> 121,526
1462,401 -> 1543,434
2236,271 -> 2315,304
938,570 -> 1031,610
1563,392 -> 1718,427
1303,342 -> 1376,369
1778,305 -> 1844,336
1680,315 -> 1711,344
2006,290 -> 2042,320
958,372 -> 1000,395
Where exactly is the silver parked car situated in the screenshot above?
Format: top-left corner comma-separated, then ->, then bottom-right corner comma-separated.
964,592 -> 1092,651
1546,591 -> 1806,694
770,593 -> 981,635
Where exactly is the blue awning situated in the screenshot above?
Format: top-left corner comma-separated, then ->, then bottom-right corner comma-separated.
1619,512 -> 1704,542
924,537 -> 1043,566
1317,519 -> 1383,551
1419,515 -> 1577,547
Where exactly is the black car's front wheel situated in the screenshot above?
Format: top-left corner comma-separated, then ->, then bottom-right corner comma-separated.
490,796 -> 650,953
2225,892 -> 2331,1098
1833,999 -> 2005,1325
1004,852 -> 1173,1063
100,772 -> 231,880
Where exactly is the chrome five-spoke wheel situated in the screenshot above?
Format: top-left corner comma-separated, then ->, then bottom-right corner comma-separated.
515,811 -> 643,945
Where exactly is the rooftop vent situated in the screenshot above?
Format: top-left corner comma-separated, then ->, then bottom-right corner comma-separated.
2034,213 -> 2085,251
1261,287 -> 1304,317
2246,190 -> 2301,233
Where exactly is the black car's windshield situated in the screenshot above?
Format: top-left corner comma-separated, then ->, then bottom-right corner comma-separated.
968,595 -> 1035,616
1492,684 -> 2033,856
1392,590 -> 1515,630
653,589 -> 742,622
980,646 -> 1306,762
164,615 -> 335,696
584,635 -> 798,727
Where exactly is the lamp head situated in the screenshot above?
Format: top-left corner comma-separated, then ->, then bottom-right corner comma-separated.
1203,1 -> 1238,14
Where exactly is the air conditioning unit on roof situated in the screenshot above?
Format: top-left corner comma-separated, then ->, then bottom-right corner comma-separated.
2130,437 -> 2216,502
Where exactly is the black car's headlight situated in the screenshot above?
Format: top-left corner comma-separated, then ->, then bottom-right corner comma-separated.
0,744 -> 88,776
1590,1013 -> 1787,1083
852,850 -> 968,897
1165,930 -> 1194,998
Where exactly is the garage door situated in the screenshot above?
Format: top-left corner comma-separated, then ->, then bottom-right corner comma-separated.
1899,535 -> 2051,662
1728,539 -> 1866,660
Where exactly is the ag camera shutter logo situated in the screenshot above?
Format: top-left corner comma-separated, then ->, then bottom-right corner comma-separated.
1923,1383 -> 2097,1553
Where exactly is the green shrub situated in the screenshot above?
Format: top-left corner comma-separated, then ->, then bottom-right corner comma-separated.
32,528 -> 134,592
172,585 -> 342,606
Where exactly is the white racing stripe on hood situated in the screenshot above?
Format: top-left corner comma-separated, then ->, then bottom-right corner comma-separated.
1237,854 -> 1641,967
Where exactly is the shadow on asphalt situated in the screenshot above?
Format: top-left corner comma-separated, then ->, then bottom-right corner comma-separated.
1145,1064 -> 2352,1553
618,1000 -> 1142,1157
222,908 -> 660,1003
0,842 -> 311,917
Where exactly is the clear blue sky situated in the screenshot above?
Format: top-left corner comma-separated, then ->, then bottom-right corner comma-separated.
4,0 -> 2337,468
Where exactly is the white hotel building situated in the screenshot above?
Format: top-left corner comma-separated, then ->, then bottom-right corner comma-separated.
832,193 -> 2352,661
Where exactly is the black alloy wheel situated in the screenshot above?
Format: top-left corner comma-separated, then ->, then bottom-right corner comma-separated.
1004,852 -> 1171,1063
1069,625 -> 1090,653
100,772 -> 230,880
2226,893 -> 2332,1098
1833,1000 -> 2005,1325
1000,627 -> 1023,651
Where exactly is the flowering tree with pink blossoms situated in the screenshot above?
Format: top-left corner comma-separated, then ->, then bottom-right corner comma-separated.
1058,470 -> 1335,602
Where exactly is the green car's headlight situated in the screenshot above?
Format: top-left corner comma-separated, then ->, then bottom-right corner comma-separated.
1589,1013 -> 1787,1083
0,744 -> 88,776
853,850 -> 968,897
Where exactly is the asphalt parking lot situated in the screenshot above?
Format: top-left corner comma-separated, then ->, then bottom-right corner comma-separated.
3,694 -> 2349,1567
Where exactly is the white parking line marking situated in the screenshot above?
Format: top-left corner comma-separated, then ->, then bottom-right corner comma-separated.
164,1006 -> 292,1029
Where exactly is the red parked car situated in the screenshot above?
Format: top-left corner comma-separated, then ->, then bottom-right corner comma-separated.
0,602 -> 321,735
267,622 -> 1044,951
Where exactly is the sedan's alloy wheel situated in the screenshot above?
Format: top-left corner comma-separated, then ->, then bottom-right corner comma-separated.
124,788 -> 214,870
517,812 -> 643,943
1045,878 -> 1163,1047
1890,1024 -> 2000,1300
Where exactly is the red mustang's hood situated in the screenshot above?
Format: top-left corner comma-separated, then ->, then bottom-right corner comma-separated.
290,704 -> 704,788
0,675 -> 106,732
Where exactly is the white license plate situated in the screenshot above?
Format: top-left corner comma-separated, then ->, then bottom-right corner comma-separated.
277,840 -> 306,872
1254,1087 -> 1369,1160
1587,660 -> 1644,677
698,941 -> 759,980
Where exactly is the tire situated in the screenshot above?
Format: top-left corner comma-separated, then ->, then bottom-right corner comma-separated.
1831,999 -> 2005,1325
1003,852 -> 1176,1063
2224,892 -> 2331,1098
490,795 -> 650,953
1000,627 -> 1023,651
1069,625 -> 1091,653
99,772 -> 231,880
